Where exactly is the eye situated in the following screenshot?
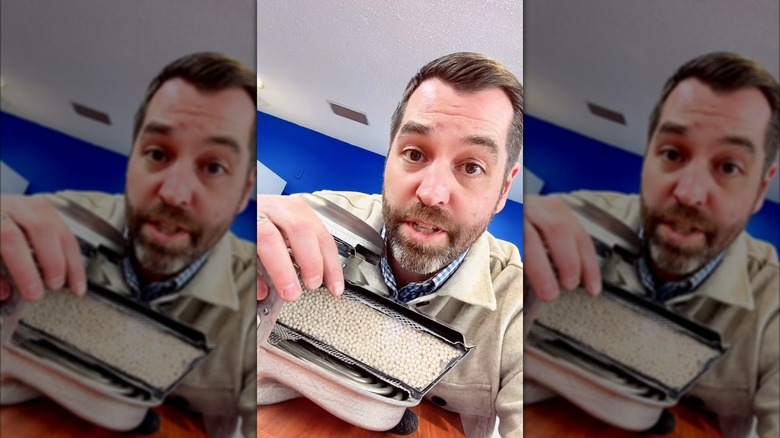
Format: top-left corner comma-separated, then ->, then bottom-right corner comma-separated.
660,147 -> 682,162
402,148 -> 425,163
204,161 -> 228,176
461,162 -> 486,176
144,147 -> 167,163
719,161 -> 743,176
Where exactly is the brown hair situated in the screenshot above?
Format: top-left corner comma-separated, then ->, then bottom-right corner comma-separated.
132,51 -> 257,170
390,52 -> 523,176
648,52 -> 779,173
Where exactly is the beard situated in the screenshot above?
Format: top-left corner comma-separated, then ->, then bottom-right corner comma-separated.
382,195 -> 495,275
640,197 -> 746,277
125,199 -> 231,276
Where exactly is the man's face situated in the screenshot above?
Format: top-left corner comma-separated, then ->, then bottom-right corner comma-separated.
640,78 -> 777,278
125,78 -> 256,277
383,78 -> 519,274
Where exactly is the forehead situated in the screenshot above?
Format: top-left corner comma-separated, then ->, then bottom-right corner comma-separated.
143,78 -> 255,150
659,78 -> 771,147
402,79 -> 513,146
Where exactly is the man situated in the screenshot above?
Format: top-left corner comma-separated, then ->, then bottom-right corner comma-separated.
257,52 -> 523,437
0,52 -> 258,438
524,52 -> 779,437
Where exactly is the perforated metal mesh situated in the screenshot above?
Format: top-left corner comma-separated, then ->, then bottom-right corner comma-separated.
11,324 -> 154,401
528,326 -> 667,402
536,289 -> 722,392
271,324 -> 412,401
272,286 -> 466,395
18,289 -> 208,394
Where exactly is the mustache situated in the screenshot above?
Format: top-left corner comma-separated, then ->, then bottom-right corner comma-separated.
396,203 -> 455,232
140,203 -> 200,232
653,203 -> 714,233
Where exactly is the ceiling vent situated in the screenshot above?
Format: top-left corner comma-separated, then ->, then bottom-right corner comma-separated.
328,100 -> 368,125
587,101 -> 625,125
72,101 -> 111,125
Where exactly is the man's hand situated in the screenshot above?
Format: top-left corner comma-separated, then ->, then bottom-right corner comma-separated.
256,195 -> 344,302
0,195 -> 86,302
523,195 -> 601,301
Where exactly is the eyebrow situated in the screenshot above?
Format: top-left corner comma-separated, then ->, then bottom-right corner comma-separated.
398,121 -> 500,160
398,121 -> 432,137
463,134 -> 499,160
141,121 -> 241,154
142,121 -> 173,137
657,121 -> 756,155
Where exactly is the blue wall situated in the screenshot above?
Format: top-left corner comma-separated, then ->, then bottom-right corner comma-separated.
524,115 -> 780,251
257,111 -> 524,253
4,109 -> 775,254
0,111 -> 257,241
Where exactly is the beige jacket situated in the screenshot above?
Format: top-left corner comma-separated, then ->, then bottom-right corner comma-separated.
312,191 -> 524,438
561,191 -> 779,438
49,191 -> 258,438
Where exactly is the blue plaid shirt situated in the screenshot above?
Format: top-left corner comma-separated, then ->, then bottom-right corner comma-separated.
637,227 -> 725,304
379,227 -> 468,303
121,229 -> 210,303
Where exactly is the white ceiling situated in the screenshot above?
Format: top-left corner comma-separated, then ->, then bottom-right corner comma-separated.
524,0 -> 780,202
256,0 -> 524,202
2,1 -> 777,203
0,0 -> 255,159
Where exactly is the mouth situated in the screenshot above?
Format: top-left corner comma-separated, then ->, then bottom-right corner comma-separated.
150,219 -> 188,234
657,219 -> 706,246
664,220 -> 701,234
409,221 -> 443,234
401,220 -> 449,245
143,219 -> 191,244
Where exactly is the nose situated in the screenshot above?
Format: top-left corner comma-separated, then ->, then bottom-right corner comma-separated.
672,161 -> 709,207
157,163 -> 195,207
415,161 -> 453,206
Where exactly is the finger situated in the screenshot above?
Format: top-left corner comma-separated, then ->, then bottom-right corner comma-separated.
0,214 -> 44,301
526,199 -> 581,292
61,231 -> 87,296
285,216 -> 325,291
25,218 -> 68,292
256,213 -> 301,301
577,232 -> 602,296
317,228 -> 344,297
257,273 -> 268,300
0,277 -> 10,301
523,221 -> 560,302
542,221 -> 583,292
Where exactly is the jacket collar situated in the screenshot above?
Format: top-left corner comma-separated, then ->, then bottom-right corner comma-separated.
152,233 -> 241,311
416,232 -> 498,311
668,232 -> 754,311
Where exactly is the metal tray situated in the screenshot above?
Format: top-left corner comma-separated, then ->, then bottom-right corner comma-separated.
531,281 -> 727,400
269,280 -> 474,402
10,282 -> 213,400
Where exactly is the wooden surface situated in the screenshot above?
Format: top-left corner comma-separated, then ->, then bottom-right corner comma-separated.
0,397 -> 206,438
525,397 -> 722,438
258,398 -> 465,438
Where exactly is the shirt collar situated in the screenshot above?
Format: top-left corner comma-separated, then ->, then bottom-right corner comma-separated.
379,226 -> 468,303
122,249 -> 210,303
637,250 -> 725,303
670,233 -> 755,310
376,227 -> 501,310
432,232 -> 501,310
636,226 -> 737,306
121,228 -> 238,309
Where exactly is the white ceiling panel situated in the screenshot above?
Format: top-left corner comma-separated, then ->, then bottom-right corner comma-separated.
257,0 -> 524,201
524,0 -> 779,201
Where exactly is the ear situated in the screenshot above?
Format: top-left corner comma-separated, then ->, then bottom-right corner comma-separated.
237,167 -> 257,213
752,162 -> 778,214
495,162 -> 520,214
